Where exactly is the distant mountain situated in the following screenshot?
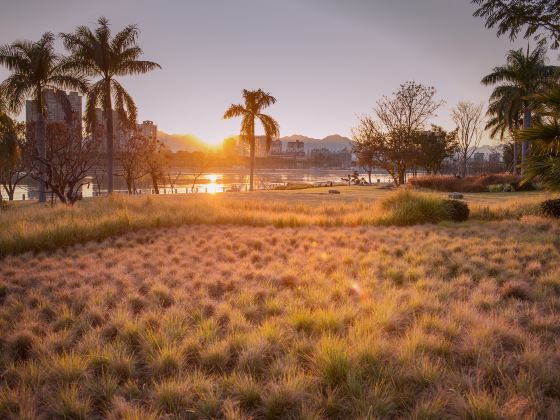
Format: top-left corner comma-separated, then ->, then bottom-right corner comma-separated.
157,131 -> 210,152
157,131 -> 352,153
279,134 -> 352,152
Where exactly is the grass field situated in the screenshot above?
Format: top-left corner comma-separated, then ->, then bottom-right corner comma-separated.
1,188 -> 559,418
0,187 -> 552,258
1,219 -> 560,418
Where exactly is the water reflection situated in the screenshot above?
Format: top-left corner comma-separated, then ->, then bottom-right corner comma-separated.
7,169 -> 397,200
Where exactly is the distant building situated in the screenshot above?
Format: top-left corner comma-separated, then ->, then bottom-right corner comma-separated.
138,120 -> 157,141
92,109 -> 129,153
93,112 -> 159,153
270,140 -> 283,155
26,89 -> 82,134
236,136 -> 277,157
254,136 -> 269,157
286,140 -> 305,156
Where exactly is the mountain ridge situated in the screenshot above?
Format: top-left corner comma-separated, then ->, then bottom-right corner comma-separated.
158,131 -> 352,152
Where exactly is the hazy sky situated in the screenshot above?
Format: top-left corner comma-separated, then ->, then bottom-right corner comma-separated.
0,0 -> 557,145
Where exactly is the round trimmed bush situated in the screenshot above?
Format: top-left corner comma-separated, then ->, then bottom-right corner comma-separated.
444,199 -> 469,222
540,199 -> 560,219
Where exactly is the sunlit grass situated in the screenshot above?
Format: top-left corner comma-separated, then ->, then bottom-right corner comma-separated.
1,220 -> 560,417
0,188 -> 553,257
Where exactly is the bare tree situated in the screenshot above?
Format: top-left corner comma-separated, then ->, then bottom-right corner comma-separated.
353,82 -> 443,185
452,101 -> 484,176
117,135 -> 147,194
27,122 -> 100,205
143,138 -> 169,194
166,169 -> 182,193
190,151 -> 207,192
352,117 -> 382,184
92,167 -> 105,196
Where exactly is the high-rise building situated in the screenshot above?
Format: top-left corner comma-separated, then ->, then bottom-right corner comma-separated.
92,109 -> 130,153
26,89 -> 82,133
138,120 -> 157,141
93,112 -> 158,153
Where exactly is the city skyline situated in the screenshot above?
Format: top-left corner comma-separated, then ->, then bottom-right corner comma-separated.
0,0 -> 556,146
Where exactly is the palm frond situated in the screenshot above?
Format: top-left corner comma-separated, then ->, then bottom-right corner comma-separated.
257,114 -> 280,149
114,60 -> 161,76
111,24 -> 139,52
223,104 -> 246,119
112,79 -> 137,128
84,80 -> 106,132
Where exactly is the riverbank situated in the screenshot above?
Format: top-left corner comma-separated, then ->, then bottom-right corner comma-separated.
0,186 -> 553,258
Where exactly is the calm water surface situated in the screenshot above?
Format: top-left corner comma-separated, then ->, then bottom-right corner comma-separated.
8,169 -> 396,201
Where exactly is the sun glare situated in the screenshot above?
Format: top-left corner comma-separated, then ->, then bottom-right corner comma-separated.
208,174 -> 218,183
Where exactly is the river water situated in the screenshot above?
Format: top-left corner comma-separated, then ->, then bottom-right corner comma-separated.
6,168 -> 395,201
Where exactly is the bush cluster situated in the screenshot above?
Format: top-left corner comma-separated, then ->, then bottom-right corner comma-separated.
408,173 -> 533,192
380,190 -> 469,225
444,199 -> 470,222
540,199 -> 560,219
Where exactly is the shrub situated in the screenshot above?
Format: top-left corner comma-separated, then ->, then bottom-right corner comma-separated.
409,173 -> 525,192
540,199 -> 560,219
379,190 -> 450,225
443,200 -> 470,222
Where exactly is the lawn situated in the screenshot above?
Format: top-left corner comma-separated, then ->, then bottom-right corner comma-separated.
0,187 -> 552,258
1,219 -> 560,418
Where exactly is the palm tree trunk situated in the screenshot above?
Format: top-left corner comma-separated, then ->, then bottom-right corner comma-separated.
37,113 -> 47,203
249,140 -> 255,191
521,105 -> 532,175
105,83 -> 114,194
249,125 -> 255,192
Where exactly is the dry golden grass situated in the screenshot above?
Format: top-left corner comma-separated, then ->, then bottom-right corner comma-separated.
1,218 -> 560,418
0,187 -> 553,258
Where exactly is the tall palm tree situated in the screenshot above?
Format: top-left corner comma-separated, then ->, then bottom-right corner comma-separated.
224,89 -> 280,191
60,17 -> 161,193
485,85 -> 523,173
0,32 -> 87,202
517,87 -> 560,190
481,45 -> 558,172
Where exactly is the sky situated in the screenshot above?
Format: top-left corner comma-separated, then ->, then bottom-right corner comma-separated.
0,0 -> 557,145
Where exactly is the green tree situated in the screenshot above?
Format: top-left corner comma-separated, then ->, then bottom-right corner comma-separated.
0,32 -> 87,202
223,89 -> 280,191
517,87 -> 560,190
472,0 -> 560,48
60,17 -> 161,193
416,126 -> 458,174
481,45 -> 558,170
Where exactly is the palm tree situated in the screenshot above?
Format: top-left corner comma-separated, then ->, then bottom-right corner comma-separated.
517,87 -> 560,190
60,17 -> 161,193
224,89 -> 280,191
481,45 -> 558,172
0,32 -> 87,202
485,86 -> 523,173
